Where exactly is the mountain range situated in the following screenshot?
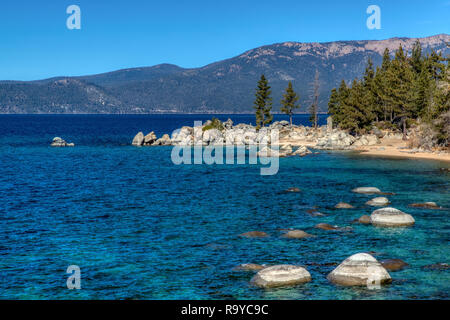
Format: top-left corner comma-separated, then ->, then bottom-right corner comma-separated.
0,34 -> 448,114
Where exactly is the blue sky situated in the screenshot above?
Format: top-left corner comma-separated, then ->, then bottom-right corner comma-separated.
1,0 -> 449,80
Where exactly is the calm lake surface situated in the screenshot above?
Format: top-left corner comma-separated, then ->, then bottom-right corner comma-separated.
0,114 -> 448,299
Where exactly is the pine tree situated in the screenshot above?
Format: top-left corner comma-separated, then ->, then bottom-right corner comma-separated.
280,81 -> 300,127
253,74 -> 273,130
362,58 -> 377,121
309,70 -> 320,128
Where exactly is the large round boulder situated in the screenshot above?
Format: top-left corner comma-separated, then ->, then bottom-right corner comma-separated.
251,265 -> 311,288
327,253 -> 391,286
370,207 -> 415,227
366,197 -> 390,207
352,187 -> 381,194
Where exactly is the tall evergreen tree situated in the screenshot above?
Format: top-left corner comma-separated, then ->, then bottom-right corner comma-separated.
280,81 -> 300,127
253,74 -> 273,129
309,70 -> 320,128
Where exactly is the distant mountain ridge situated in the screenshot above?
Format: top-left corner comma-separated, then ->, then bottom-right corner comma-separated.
1,34 -> 448,114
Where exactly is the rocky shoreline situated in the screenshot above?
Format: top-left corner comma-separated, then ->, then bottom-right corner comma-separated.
131,117 -> 450,161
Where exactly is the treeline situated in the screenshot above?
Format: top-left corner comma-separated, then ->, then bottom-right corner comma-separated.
253,74 -> 318,130
328,41 -> 449,145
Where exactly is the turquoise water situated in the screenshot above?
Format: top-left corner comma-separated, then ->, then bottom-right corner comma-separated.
0,115 -> 448,300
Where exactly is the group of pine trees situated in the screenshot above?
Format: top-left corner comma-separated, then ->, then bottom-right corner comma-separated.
253,75 -> 317,129
328,41 -> 449,145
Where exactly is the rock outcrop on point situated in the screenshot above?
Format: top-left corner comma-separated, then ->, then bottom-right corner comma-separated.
327,253 -> 391,286
366,197 -> 390,207
352,187 -> 381,194
370,207 -> 415,227
51,137 -> 75,147
251,265 -> 311,288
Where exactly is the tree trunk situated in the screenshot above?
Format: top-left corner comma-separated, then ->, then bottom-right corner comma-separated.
402,118 -> 407,141
290,114 -> 293,128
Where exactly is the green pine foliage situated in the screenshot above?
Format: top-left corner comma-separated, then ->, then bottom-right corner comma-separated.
253,74 -> 273,130
328,43 -> 449,146
280,81 -> 300,126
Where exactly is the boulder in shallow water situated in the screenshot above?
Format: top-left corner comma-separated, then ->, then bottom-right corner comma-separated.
335,202 -> 354,209
366,197 -> 390,207
282,230 -> 314,239
409,202 -> 441,209
132,132 -> 145,146
292,146 -> 312,157
422,263 -> 450,271
352,187 -> 381,194
380,259 -> 409,271
354,215 -> 371,224
284,187 -> 301,193
239,231 -> 269,238
315,223 -> 339,231
327,253 -> 391,286
370,207 -> 415,227
233,263 -> 266,272
251,265 -> 311,288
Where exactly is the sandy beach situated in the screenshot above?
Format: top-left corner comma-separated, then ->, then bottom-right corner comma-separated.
280,136 -> 450,163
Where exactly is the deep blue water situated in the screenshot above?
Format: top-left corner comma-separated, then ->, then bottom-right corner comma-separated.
0,114 -> 448,300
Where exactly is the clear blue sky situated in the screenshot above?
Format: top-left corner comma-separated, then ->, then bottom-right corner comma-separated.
1,0 -> 449,80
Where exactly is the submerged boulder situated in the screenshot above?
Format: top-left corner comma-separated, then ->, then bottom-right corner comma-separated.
327,253 -> 391,286
233,263 -> 266,272
239,231 -> 269,238
353,215 -> 371,224
352,187 -> 381,194
282,230 -> 314,239
315,223 -> 339,231
284,187 -> 301,193
370,207 -> 415,227
335,202 -> 354,209
409,202 -> 441,209
251,265 -> 311,288
380,259 -> 409,271
366,197 -> 390,207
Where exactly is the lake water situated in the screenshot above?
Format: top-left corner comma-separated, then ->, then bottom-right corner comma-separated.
0,114 -> 448,299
